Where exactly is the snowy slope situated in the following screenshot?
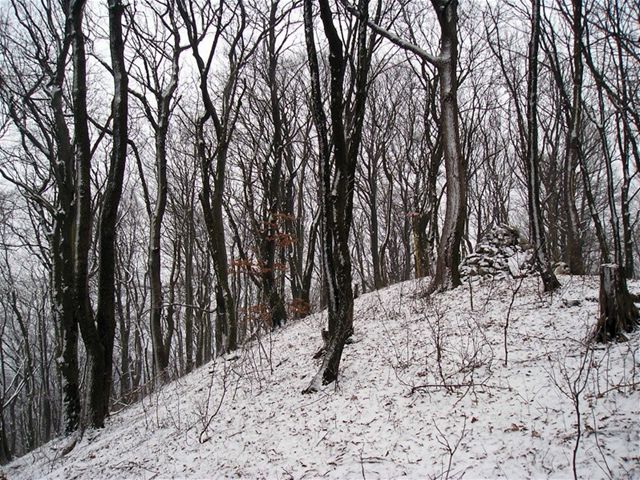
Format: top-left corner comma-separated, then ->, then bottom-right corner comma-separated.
3,276 -> 640,479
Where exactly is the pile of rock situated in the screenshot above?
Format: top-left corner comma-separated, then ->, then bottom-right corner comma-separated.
460,224 -> 534,282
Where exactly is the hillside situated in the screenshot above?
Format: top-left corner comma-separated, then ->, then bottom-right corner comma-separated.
3,276 -> 639,479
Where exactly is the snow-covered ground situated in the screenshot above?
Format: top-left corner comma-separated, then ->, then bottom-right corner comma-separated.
4,275 -> 640,479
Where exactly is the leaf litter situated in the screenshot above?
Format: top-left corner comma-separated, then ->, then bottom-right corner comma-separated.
3,275 -> 639,479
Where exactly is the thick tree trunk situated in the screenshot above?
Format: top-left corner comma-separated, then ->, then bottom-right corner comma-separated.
526,0 -> 560,292
260,1 -> 288,329
563,159 -> 584,274
86,0 -> 129,428
428,0 -> 466,293
48,4 -> 81,431
593,264 -> 639,342
52,209 -> 80,433
303,0 -> 371,391
57,288 -> 80,434
67,0 -> 98,430
70,0 -> 94,356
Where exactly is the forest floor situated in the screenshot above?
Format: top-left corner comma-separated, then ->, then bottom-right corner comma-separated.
3,275 -> 640,479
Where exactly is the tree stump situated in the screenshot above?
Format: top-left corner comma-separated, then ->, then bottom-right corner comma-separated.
593,264 -> 639,342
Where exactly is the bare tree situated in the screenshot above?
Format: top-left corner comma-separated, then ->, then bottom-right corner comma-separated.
343,0 -> 467,293
539,0 -> 586,274
176,0 -> 247,355
77,0 -> 130,428
302,0 -> 375,391
0,0 -> 133,430
525,0 -> 560,292
0,0 -> 86,433
128,0 -> 183,381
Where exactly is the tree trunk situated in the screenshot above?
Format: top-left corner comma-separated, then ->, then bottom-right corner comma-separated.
147,129 -> 173,379
611,3 -> 635,279
68,0 -> 98,430
86,0 -> 129,428
563,0 -> 585,275
563,159 -> 584,274
525,0 -> 560,292
52,216 -> 80,434
184,221 -> 195,373
412,213 -> 429,279
302,0 -> 371,391
593,264 -> 639,342
115,270 -> 131,401
366,155 -> 384,289
0,413 -> 11,464
428,0 -> 466,293
47,4 -> 81,431
259,0 -> 288,329
200,141 -> 237,355
148,124 -> 170,379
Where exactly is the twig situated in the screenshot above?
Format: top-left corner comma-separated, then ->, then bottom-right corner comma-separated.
504,276 -> 526,367
409,381 -> 508,394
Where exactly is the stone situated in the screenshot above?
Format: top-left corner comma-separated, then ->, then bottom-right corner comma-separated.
460,224 -> 534,283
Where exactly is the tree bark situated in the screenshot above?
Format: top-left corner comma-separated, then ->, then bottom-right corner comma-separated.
184,218 -> 195,373
198,130 -> 237,355
526,0 -> 560,292
593,264 -> 638,342
427,0 -> 466,293
260,0 -> 287,328
560,0 -> 586,275
67,0 -> 98,430
303,0 -> 372,391
48,1 -> 81,433
84,0 -> 129,428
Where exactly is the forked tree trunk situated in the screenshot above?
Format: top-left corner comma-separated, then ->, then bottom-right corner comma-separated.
68,0 -> 100,430
593,264 -> 639,342
302,0 -> 371,392
177,0 -> 241,356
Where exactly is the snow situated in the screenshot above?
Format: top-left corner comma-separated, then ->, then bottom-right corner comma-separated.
4,275 -> 640,479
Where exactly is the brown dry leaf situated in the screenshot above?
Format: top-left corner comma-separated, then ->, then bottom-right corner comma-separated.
504,423 -> 527,432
